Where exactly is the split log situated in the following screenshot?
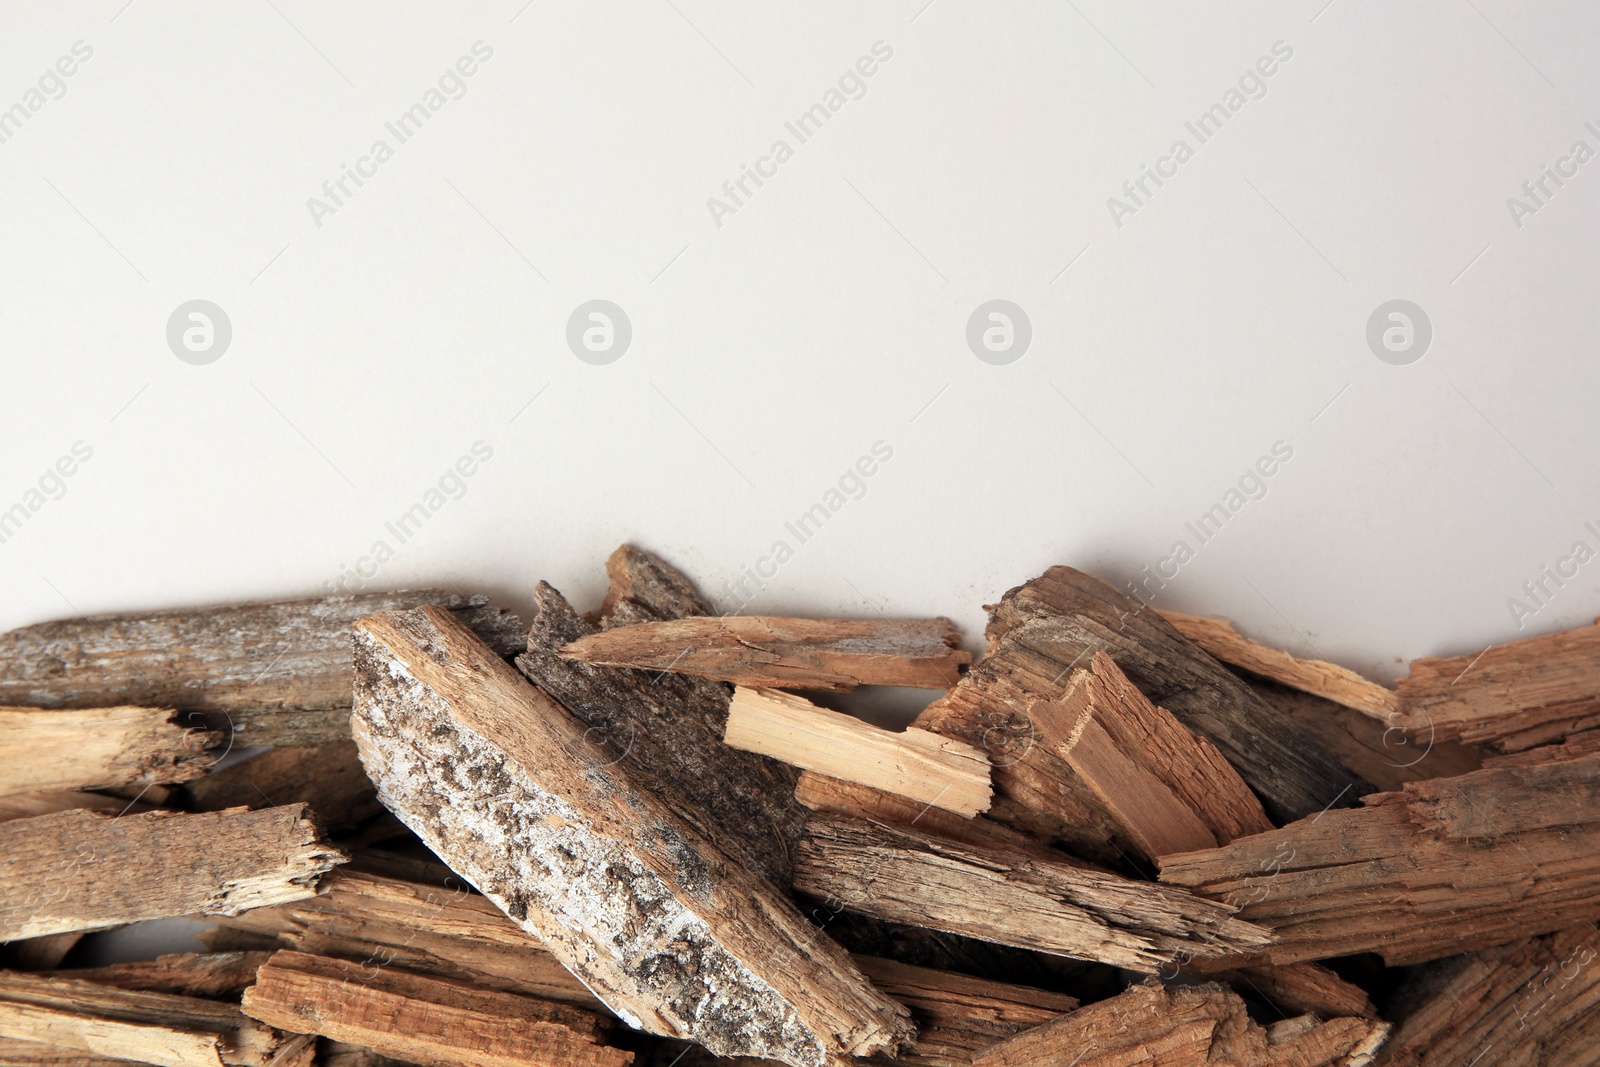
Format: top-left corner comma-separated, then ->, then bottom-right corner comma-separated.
51,952 -> 273,999
913,567 -> 1363,852
1379,925 -> 1600,1066
0,706 -> 219,796
1160,611 -> 1399,719
0,592 -> 523,746
0,970 -> 311,1067
0,804 -> 345,940
241,950 -> 630,1067
1393,620 -> 1600,751
1159,755 -> 1600,966
184,743 -> 382,834
725,687 -> 991,817
351,605 -> 914,1066
793,813 -> 1271,973
971,981 -> 1389,1067
1043,651 -> 1272,859
559,615 -> 970,691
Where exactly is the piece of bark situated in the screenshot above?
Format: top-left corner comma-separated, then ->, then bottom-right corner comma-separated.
515,579 -> 808,885
559,615 -> 971,691
1378,925 -> 1600,1067
971,981 -> 1389,1067
1045,651 -> 1273,859
0,804 -> 345,940
1208,963 -> 1379,1022
913,568 -> 1363,853
0,970 -> 311,1067
351,605 -> 914,1066
1246,676 -> 1482,793
51,952 -> 272,1000
205,867 -> 603,1012
184,743 -> 382,834
1160,611 -> 1400,720
0,592 -> 523,746
793,813 -> 1271,973
1159,755 -> 1600,966
598,544 -> 710,626
0,706 -> 220,797
1393,621 -> 1600,751
725,687 -> 991,816
241,950 -> 629,1067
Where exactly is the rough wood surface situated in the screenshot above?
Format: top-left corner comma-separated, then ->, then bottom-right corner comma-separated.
0,706 -> 220,796
184,743 -> 382,834
0,592 -> 522,746
1160,755 -> 1600,966
1208,963 -> 1379,1022
1482,727 -> 1600,769
242,950 -> 627,1067
0,1038 -> 141,1066
0,804 -> 345,940
1160,611 -> 1400,719
1044,651 -> 1273,859
971,981 -> 1388,1067
560,615 -> 971,691
206,867 -> 603,1011
0,970 -> 308,1067
598,544 -> 708,626
726,687 -> 991,816
51,952 -> 272,1000
1378,925 -> 1600,1067
913,568 -> 1363,851
515,573 -> 808,885
793,813 -> 1271,973
351,604 -> 914,1067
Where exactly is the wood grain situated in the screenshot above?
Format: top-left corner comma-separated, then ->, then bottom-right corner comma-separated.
0,706 -> 220,796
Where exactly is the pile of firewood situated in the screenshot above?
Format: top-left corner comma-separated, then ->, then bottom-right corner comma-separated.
1,545 -> 1596,1066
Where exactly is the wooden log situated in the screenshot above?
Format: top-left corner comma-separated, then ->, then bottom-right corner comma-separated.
0,706 -> 220,797
50,952 -> 273,1000
241,950 -> 629,1067
1159,611 -> 1399,719
0,970 -> 310,1067
793,813 -> 1271,973
559,615 -> 971,691
913,567 -> 1363,848
1379,925 -> 1600,1066
971,981 -> 1389,1067
1044,651 -> 1273,859
351,605 -> 914,1066
0,592 -> 523,746
1393,621 -> 1600,751
725,687 -> 991,817
0,804 -> 345,940
184,743 -> 382,834
1159,755 -> 1600,966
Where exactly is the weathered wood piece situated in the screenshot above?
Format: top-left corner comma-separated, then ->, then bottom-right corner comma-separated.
1160,755 -> 1600,966
1160,611 -> 1400,719
351,605 -> 914,1066
725,687 -> 991,816
559,615 -> 971,691
241,951 -> 630,1067
515,574 -> 807,884
184,742 -> 382,834
971,981 -> 1389,1067
0,970 -> 310,1067
793,813 -> 1271,973
914,567 -> 1363,849
1483,727 -> 1600,769
205,867 -> 603,1011
1379,925 -> 1600,1067
0,706 -> 220,796
0,592 -> 523,745
1207,963 -> 1379,1022
1044,651 -> 1273,859
1393,621 -> 1600,751
0,1038 -> 140,1066
51,952 -> 272,1000
598,544 -> 708,626
0,804 -> 345,940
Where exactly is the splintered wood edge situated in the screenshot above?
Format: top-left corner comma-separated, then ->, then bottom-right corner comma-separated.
1159,611 -> 1398,721
725,686 -> 992,816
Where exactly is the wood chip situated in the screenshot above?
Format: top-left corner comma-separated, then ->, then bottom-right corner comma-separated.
0,706 -> 220,797
350,604 -> 914,1066
0,804 -> 345,940
559,615 -> 971,691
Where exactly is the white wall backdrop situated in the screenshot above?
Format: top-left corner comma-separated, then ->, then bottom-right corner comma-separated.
2,0 -> 1597,698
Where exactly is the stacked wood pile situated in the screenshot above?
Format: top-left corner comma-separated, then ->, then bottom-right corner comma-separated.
0,546 -> 1596,1065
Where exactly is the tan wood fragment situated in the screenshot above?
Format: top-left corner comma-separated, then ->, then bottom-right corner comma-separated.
0,706 -> 220,797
